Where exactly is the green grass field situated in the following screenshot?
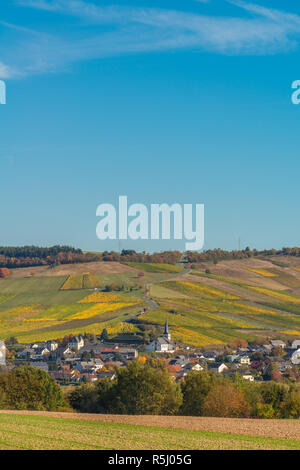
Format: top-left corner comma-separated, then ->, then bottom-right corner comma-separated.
0,413 -> 299,450
124,262 -> 184,274
61,273 -> 102,290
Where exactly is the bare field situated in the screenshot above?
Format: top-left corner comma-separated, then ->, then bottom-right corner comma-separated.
8,262 -> 139,279
1,410 -> 300,441
196,259 -> 288,290
178,273 -> 268,302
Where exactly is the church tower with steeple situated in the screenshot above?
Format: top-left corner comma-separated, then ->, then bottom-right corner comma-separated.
163,319 -> 171,341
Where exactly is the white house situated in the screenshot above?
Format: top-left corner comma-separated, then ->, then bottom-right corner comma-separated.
146,320 -> 176,353
185,363 -> 203,372
241,372 -> 254,382
75,359 -> 104,373
226,354 -> 239,363
291,340 -> 300,349
291,349 -> 300,365
0,341 -> 6,366
209,363 -> 228,374
239,356 -> 251,365
271,340 -> 286,349
46,340 -> 58,352
32,347 -> 50,360
68,336 -> 84,351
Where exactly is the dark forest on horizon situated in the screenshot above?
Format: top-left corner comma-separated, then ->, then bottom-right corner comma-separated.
1,245 -> 300,270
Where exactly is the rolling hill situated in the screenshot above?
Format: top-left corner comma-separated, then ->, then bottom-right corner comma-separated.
1,257 -> 300,346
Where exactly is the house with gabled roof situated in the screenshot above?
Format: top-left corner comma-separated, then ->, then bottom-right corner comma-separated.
45,340 -> 58,352
291,340 -> 300,350
271,340 -> 286,349
208,362 -> 228,374
68,335 -> 84,351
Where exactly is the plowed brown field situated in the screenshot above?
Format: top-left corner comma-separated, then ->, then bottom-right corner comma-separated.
8,262 -> 139,279
1,410 -> 299,441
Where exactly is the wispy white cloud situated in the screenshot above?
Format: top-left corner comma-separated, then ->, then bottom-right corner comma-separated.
231,0 -> 300,26
3,1 -> 300,78
0,62 -> 17,79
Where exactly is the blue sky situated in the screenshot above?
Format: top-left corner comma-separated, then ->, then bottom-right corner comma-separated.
1,0 -> 300,252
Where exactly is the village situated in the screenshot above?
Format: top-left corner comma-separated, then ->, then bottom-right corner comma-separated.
2,320 -> 300,386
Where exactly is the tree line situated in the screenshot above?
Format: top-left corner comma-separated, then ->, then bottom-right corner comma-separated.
186,246 -> 300,263
0,247 -> 182,269
1,245 -> 300,270
1,363 -> 300,418
0,246 -> 99,269
68,362 -> 300,419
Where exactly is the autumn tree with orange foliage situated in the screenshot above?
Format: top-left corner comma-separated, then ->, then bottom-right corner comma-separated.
0,268 -> 10,278
202,384 -> 250,418
231,338 -> 248,349
137,356 -> 147,364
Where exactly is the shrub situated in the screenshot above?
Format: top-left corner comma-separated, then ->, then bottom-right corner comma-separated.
256,403 -> 275,419
68,384 -> 99,413
280,392 -> 300,419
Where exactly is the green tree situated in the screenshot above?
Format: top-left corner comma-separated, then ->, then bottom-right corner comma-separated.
231,373 -> 261,417
280,392 -> 300,419
68,384 -> 99,413
101,328 -> 109,342
110,362 -> 182,415
259,382 -> 289,417
256,403 -> 275,419
271,346 -> 285,358
180,371 -> 220,416
5,337 -> 18,346
81,351 -> 91,361
0,366 -> 66,411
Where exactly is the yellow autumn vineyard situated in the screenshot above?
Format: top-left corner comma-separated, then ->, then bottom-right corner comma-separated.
71,302 -> 134,320
0,279 -> 145,342
79,292 -> 141,304
162,281 -> 239,300
3,262 -> 300,345
280,330 -> 300,336
248,268 -> 277,277
248,286 -> 300,303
